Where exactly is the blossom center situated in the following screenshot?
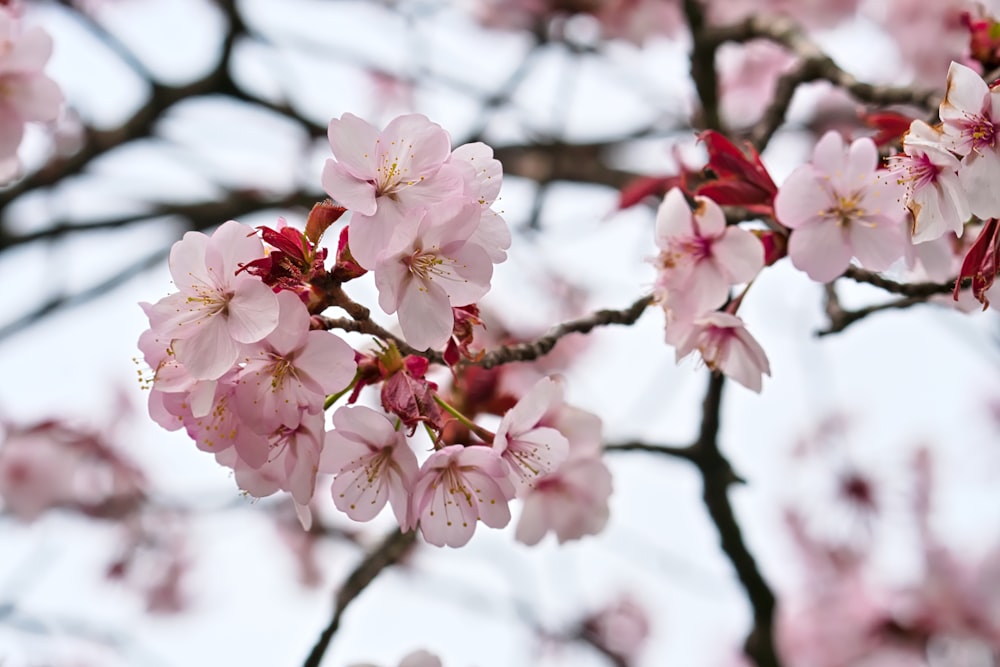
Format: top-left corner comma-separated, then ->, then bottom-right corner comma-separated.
268,357 -> 295,390
824,193 -> 865,227
405,249 -> 447,281
966,115 -> 997,151
373,141 -> 422,196
891,153 -> 942,193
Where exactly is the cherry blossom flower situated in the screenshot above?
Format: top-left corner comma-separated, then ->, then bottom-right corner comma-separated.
652,187 -> 764,319
718,40 -> 797,129
145,220 -> 279,380
939,61 -> 1000,219
227,411 -> 326,506
410,444 -> 514,547
322,112 -> 461,269
374,202 -> 494,351
493,376 -> 570,497
516,458 -> 612,545
581,596 -> 651,664
0,10 -> 63,166
446,142 -> 511,263
866,0 -> 971,85
674,311 -> 770,393
889,119 -> 969,243
515,402 -> 612,545
774,131 -> 908,282
184,375 -> 270,467
320,405 -> 418,526
234,291 -> 356,435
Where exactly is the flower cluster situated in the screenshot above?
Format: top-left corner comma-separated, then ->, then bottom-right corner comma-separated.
138,113 -> 611,548
321,375 -> 608,548
652,187 -> 770,393
888,61 -> 1000,306
0,3 -> 62,178
140,220 -> 357,518
322,113 -> 511,351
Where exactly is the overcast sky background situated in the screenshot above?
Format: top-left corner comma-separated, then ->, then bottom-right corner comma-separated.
2,1 -> 1000,666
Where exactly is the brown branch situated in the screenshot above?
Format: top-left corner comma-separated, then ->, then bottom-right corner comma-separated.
302,529 -> 417,667
0,3 -> 248,214
841,266 -> 955,298
321,294 -> 655,371
687,374 -> 780,667
819,293 -> 932,336
474,294 -> 655,369
684,0 -> 724,132
701,15 -> 937,150
605,441 -> 700,464
0,190 -> 319,253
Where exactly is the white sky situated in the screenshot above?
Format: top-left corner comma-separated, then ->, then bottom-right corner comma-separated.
1,1 -> 999,666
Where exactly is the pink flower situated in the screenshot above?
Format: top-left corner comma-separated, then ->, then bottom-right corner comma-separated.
0,11 -> 62,163
493,376 -> 570,497
674,311 -> 770,393
866,0 -> 968,84
939,61 -> 1000,219
775,131 -> 908,282
0,424 -> 86,520
234,291 -> 356,435
515,402 -> 612,545
320,405 -> 418,526
446,142 -> 511,263
582,596 -> 651,664
889,119 -> 969,243
515,457 -> 612,545
653,188 -> 764,319
321,113 -> 460,268
410,444 -> 514,548
718,40 -> 797,129
227,411 -> 326,505
374,202 -> 494,351
146,220 -> 280,380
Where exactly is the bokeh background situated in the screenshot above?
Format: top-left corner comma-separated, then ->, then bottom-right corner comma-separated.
3,1 -> 1000,666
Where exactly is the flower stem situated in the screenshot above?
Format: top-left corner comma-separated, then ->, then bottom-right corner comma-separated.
432,394 -> 495,444
324,371 -> 360,410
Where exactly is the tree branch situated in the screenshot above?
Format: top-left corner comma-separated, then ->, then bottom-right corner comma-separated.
688,374 -> 780,667
841,266 -> 955,298
605,441 -> 700,464
474,295 -> 655,369
684,0 -> 724,132
819,282 -> 931,336
302,529 -> 417,667
701,14 -> 938,150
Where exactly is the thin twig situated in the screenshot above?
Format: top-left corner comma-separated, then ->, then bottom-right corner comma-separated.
474,295 -> 655,369
842,266 -> 955,298
703,14 -> 938,150
818,295 -> 931,336
302,530 -> 417,667
605,441 -> 699,463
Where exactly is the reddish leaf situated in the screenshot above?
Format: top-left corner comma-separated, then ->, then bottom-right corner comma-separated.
955,218 -> 1000,308
380,368 -> 444,433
